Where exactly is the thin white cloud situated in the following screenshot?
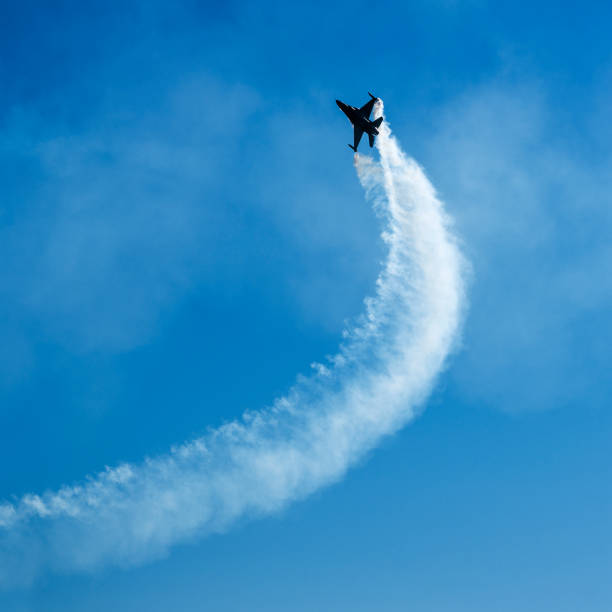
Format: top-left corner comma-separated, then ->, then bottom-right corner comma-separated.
424,80 -> 612,411
0,102 -> 466,584
0,76 -> 261,355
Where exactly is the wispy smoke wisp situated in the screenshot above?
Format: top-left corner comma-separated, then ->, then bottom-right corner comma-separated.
0,102 -> 466,583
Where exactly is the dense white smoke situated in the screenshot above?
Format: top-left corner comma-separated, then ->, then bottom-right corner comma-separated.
0,101 -> 466,584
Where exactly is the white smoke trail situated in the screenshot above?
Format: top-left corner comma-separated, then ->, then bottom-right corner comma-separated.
0,102 -> 466,584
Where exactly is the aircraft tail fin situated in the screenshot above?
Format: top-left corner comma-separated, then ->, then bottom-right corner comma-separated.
348,144 -> 357,152
368,92 -> 377,100
372,117 -> 383,128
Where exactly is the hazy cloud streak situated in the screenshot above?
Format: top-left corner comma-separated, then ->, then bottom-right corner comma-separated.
0,102 -> 466,583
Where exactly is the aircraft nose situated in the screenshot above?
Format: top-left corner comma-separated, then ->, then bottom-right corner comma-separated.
336,100 -> 343,108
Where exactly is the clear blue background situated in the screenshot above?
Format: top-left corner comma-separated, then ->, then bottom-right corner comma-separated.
0,1 -> 610,609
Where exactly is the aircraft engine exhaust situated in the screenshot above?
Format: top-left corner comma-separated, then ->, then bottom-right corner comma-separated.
0,99 -> 467,585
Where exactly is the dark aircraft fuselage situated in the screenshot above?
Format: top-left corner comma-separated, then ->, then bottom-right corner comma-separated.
336,93 -> 382,152
335,101 -> 379,136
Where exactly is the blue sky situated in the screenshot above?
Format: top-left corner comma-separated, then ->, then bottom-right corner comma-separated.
1,1 -> 611,610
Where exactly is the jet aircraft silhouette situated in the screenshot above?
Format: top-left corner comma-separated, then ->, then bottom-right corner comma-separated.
336,92 -> 382,152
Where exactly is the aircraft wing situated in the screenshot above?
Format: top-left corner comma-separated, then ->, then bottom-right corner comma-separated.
368,132 -> 375,148
353,125 -> 364,150
359,97 -> 376,119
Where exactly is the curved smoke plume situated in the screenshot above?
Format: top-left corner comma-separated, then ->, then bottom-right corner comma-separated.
0,102 -> 466,584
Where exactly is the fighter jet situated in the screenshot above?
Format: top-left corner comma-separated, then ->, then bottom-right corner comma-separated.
336,92 -> 383,152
